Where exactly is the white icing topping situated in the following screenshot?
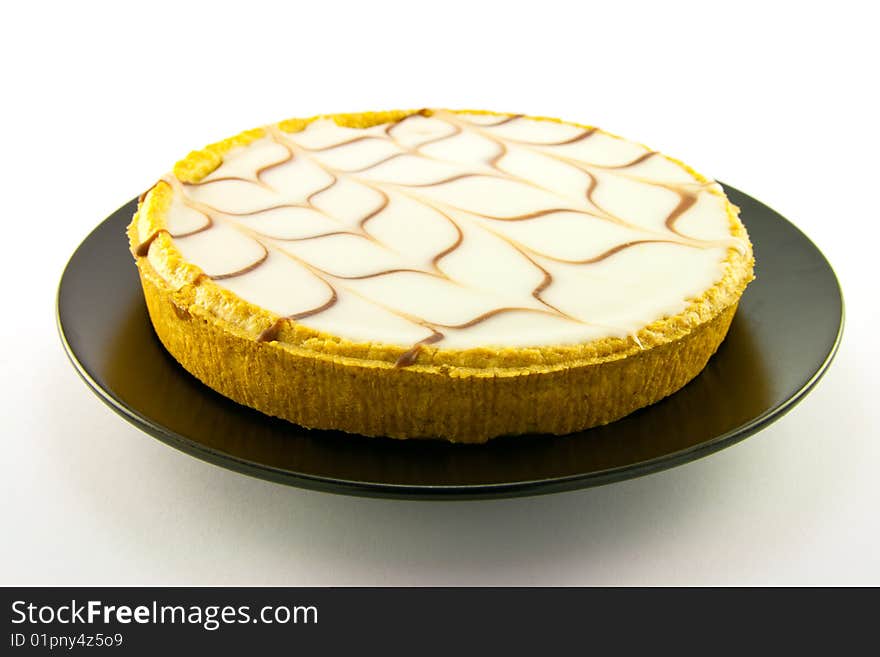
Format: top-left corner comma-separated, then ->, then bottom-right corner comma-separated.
155,110 -> 745,352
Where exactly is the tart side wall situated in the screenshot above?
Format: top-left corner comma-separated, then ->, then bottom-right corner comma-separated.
136,257 -> 738,443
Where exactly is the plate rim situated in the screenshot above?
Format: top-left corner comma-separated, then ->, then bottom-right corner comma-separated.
56,186 -> 845,500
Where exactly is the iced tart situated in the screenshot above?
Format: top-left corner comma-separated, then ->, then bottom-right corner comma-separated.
128,109 -> 754,443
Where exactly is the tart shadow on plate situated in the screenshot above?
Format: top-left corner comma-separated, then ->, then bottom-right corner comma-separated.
59,185 -> 842,498
103,296 -> 771,486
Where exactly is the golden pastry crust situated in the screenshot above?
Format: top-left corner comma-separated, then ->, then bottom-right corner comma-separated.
128,109 -> 754,442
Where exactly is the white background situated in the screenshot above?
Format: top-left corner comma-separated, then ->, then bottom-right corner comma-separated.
3,0 -> 877,585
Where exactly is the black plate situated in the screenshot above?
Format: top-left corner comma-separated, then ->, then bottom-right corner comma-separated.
57,185 -> 843,499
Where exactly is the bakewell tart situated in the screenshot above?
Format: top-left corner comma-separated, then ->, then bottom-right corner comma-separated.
128,109 -> 754,443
